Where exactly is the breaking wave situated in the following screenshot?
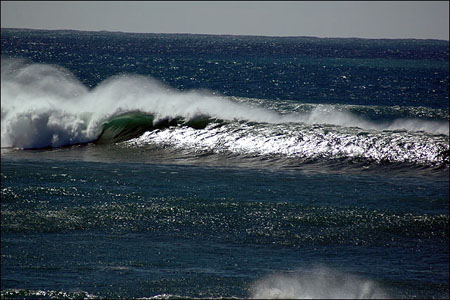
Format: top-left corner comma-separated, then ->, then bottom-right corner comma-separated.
1,58 -> 448,167
96,112 -> 215,144
1,58 -> 280,149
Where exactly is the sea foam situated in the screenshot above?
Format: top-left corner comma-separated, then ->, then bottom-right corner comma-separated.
250,267 -> 389,299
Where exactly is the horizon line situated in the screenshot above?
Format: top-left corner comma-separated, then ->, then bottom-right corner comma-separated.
1,26 -> 449,42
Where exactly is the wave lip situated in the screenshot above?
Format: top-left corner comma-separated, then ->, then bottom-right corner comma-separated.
250,267 -> 389,299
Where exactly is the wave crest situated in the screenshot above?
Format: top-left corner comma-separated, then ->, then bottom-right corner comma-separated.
1,58 -> 448,152
1,59 -> 276,149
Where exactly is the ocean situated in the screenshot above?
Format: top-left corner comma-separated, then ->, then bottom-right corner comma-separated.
1,28 -> 449,299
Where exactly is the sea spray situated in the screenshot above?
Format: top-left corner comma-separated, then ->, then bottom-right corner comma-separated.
288,106 -> 449,135
1,58 -> 94,148
1,58 -> 279,148
250,267 -> 389,299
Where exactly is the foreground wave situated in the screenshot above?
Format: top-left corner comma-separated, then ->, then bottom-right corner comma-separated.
0,267 -> 389,299
1,58 -> 449,168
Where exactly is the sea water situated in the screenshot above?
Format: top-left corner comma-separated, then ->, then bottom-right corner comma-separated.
1,28 -> 449,299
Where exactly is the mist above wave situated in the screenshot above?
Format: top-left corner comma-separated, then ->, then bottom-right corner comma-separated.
292,108 -> 449,135
1,58 -> 448,150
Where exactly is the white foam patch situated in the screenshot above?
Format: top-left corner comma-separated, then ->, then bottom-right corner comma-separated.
250,267 -> 389,299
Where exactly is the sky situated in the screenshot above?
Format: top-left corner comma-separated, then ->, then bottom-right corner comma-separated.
1,1 -> 449,40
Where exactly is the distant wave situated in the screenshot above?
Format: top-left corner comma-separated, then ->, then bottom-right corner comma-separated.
1,58 -> 448,167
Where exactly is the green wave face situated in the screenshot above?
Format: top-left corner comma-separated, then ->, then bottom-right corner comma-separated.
96,112 -> 216,144
96,112 -> 157,144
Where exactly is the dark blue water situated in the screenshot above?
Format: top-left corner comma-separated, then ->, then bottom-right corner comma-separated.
1,28 -> 449,299
1,29 -> 448,109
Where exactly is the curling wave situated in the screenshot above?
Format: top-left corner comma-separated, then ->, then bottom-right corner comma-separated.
1,58 -> 279,149
1,58 -> 448,168
95,112 -> 216,144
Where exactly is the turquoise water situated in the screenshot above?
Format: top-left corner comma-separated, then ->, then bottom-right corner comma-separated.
1,28 -> 449,299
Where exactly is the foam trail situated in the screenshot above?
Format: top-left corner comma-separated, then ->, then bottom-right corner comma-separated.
250,267 -> 389,299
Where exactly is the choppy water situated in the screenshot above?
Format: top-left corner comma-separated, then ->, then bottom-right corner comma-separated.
1,28 -> 449,299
